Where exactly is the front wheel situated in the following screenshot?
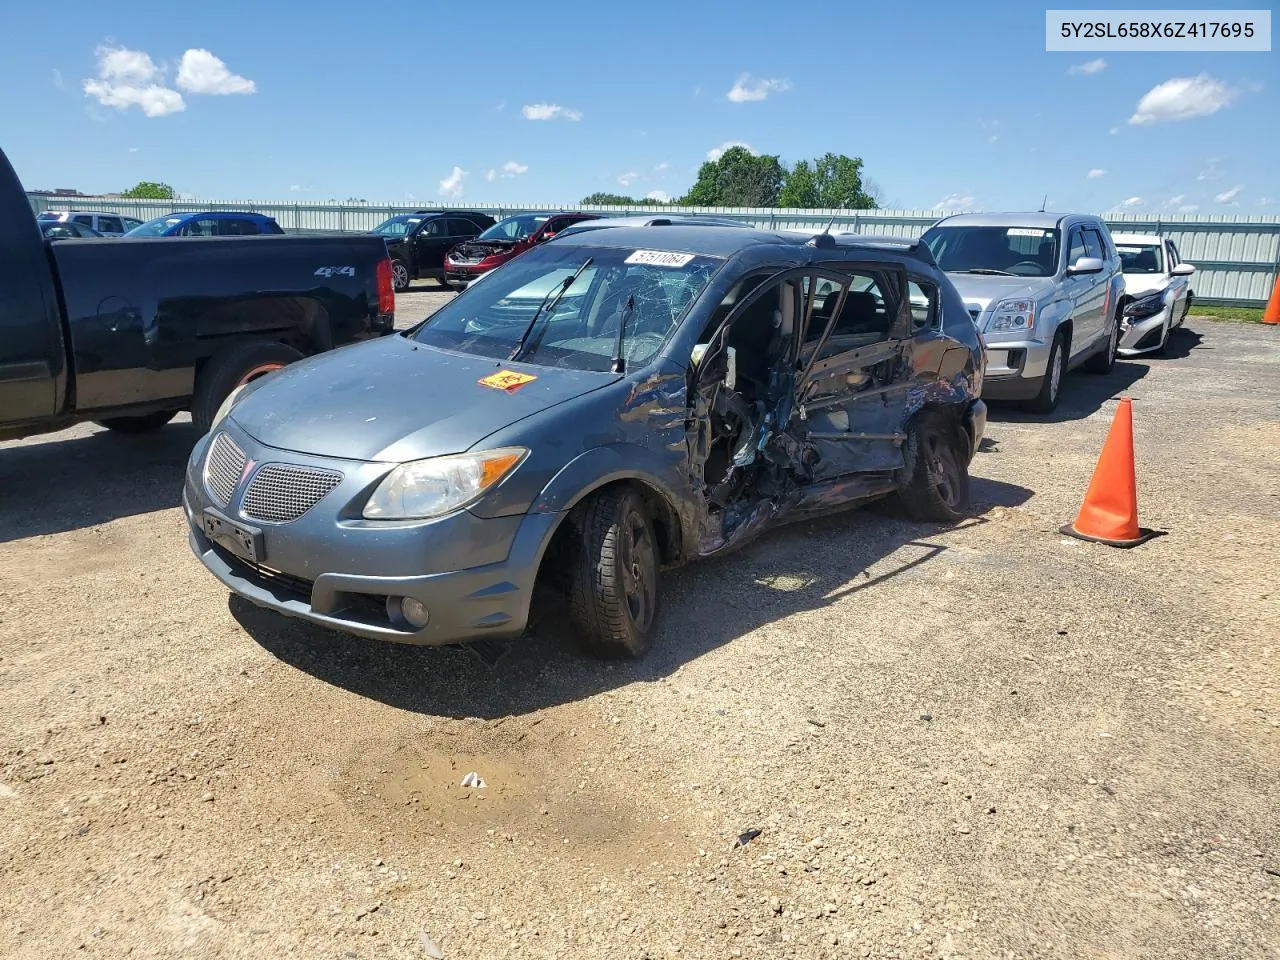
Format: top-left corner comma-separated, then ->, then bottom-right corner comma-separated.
567,487 -> 660,659
391,259 -> 411,292
1026,331 -> 1066,414
896,409 -> 970,523
94,410 -> 178,433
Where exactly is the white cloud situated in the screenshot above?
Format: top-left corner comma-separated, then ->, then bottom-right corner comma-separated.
438,166 -> 468,198
521,102 -> 581,121
654,161 -> 670,172
501,160 -> 528,177
1087,168 -> 1107,179
289,184 -> 302,192
1169,194 -> 1185,204
726,74 -> 791,103
1068,58 -> 1107,76
52,68 -> 64,90
1197,158 -> 1225,180
485,169 -> 496,182
176,49 -> 255,95
988,134 -> 999,143
1117,196 -> 1143,209
1129,74 -> 1238,125
618,171 -> 639,187
1258,196 -> 1275,206
706,140 -> 756,161
1214,184 -> 1243,203
1178,204 -> 1200,213
933,193 -> 975,210
82,45 -> 185,117
128,146 -> 138,153
645,190 -> 671,203
1109,126 -> 1120,135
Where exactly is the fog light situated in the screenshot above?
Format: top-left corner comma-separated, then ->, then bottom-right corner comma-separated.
387,595 -> 430,629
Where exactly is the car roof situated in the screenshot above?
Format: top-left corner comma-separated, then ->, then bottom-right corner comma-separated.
41,210 -> 120,219
1110,233 -> 1163,246
550,224 -> 936,263
164,210 -> 273,219
931,212 -> 1099,229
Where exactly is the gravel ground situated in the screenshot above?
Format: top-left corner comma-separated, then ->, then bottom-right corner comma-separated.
1,305 -> 1278,960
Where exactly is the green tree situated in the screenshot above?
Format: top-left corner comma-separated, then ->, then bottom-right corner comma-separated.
581,191 -> 640,205
777,153 -> 877,209
121,180 -> 176,200
680,147 -> 785,207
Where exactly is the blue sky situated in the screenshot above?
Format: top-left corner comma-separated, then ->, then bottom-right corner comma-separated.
2,0 -> 1275,212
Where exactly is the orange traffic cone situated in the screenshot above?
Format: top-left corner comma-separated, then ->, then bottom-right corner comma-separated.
1264,271 -> 1280,325
1060,397 -> 1159,548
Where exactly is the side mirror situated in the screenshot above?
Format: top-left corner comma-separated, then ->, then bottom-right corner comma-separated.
1066,256 -> 1104,275
541,232 -> 556,242
1171,262 -> 1196,276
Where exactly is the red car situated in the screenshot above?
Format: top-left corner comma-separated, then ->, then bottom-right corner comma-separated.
443,211 -> 600,287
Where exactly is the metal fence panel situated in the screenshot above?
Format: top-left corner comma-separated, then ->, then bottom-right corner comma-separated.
27,194 -> 1280,306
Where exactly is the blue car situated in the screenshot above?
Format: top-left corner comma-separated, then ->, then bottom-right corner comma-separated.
125,211 -> 285,238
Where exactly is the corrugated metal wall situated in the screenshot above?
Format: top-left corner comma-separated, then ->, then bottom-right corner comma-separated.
28,195 -> 1280,306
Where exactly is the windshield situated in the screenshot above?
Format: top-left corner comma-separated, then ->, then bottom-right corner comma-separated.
125,215 -> 185,237
922,225 -> 1061,277
373,216 -> 422,237
477,214 -> 549,242
1116,243 -> 1164,274
412,244 -> 722,371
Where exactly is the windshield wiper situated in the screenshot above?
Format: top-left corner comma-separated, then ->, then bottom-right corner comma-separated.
508,258 -> 593,362
609,295 -> 637,374
954,268 -> 1016,276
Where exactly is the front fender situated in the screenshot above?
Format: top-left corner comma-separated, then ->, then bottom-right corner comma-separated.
533,442 -> 693,516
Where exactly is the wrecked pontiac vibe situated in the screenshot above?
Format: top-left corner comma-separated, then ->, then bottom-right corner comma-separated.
183,225 -> 986,659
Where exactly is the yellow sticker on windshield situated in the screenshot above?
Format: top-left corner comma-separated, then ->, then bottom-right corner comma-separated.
478,369 -> 537,393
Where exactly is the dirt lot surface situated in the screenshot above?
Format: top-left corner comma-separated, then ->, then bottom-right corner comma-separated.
2,299 -> 1278,959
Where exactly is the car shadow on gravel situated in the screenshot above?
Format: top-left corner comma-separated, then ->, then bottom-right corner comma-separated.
233,477 -> 1032,720
986,359 -> 1150,425
1159,326 -> 1204,360
0,422 -> 197,543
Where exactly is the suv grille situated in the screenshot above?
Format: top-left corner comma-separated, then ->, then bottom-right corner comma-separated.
205,433 -> 248,507
241,463 -> 343,524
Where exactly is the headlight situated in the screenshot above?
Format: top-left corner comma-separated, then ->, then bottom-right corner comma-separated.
209,384 -> 248,432
363,447 -> 527,520
986,298 -> 1035,333
1124,291 -> 1166,320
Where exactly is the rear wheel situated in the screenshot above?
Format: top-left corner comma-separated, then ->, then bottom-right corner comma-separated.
1026,330 -> 1066,414
94,410 -> 178,433
567,487 -> 660,659
438,276 -> 456,291
1084,307 -> 1120,373
896,409 -> 970,523
192,340 -> 304,433
391,259 -> 411,292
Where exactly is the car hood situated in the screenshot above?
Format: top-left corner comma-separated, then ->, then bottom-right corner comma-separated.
229,335 -> 621,462
944,273 -> 1057,315
1121,273 -> 1168,298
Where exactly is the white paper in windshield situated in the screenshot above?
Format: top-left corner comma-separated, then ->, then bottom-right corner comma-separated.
1007,228 -> 1051,238
625,250 -> 695,267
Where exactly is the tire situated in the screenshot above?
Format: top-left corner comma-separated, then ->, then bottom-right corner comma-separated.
391,259 -> 411,292
94,410 -> 178,433
438,277 -> 456,291
896,409 -> 970,523
1026,330 -> 1066,414
192,340 -> 304,433
567,487 -> 660,659
1083,307 -> 1120,374
1179,292 -> 1192,327
1151,312 -> 1172,357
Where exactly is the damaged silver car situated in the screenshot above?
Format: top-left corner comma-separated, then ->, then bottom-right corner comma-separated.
185,225 -> 986,659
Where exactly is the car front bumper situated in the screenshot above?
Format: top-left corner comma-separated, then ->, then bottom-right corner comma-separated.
444,262 -> 496,285
183,426 -> 558,646
1117,304 -> 1171,356
979,334 -> 1052,400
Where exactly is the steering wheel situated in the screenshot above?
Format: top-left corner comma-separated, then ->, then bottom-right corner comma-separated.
1009,260 -> 1043,272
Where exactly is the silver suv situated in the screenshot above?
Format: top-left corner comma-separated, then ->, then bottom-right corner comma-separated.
35,211 -> 143,237
921,213 -> 1125,414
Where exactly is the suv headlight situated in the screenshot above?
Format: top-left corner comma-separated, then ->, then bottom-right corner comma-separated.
363,448 -> 527,520
986,298 -> 1035,333
1124,290 -> 1166,320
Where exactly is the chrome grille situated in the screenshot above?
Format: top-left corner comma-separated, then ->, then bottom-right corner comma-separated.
241,463 -> 343,524
204,433 -> 248,507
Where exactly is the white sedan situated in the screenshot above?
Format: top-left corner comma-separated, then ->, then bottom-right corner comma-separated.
1113,233 -> 1196,356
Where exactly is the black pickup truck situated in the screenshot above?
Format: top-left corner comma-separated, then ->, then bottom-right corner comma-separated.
1,147 -> 395,442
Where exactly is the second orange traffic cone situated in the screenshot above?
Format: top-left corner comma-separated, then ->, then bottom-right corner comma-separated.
1060,397 -> 1159,548
1263,271 -> 1280,325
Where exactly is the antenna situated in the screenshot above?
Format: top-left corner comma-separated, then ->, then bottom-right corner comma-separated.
821,203 -> 845,235
1038,193 -> 1048,213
